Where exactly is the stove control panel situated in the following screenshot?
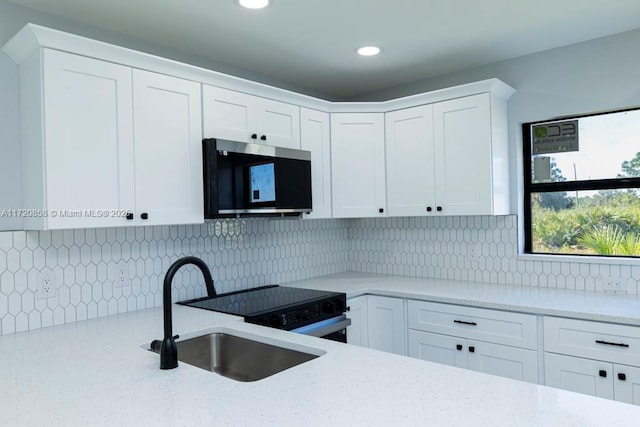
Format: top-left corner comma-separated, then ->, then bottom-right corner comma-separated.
248,296 -> 347,331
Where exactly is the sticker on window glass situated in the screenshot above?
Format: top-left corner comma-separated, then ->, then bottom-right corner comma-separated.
533,156 -> 551,182
532,120 -> 579,154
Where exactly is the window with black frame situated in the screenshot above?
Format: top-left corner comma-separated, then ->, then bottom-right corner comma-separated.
523,107 -> 640,257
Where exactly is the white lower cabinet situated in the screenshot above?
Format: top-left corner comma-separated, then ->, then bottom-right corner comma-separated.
543,316 -> 640,405
346,295 -> 368,348
346,295 -> 406,355
407,300 -> 539,383
408,329 -> 539,383
545,353 -> 614,400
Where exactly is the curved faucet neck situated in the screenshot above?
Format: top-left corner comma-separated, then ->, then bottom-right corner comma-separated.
160,256 -> 216,370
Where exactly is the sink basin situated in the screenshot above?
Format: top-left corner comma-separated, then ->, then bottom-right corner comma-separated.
174,332 -> 321,382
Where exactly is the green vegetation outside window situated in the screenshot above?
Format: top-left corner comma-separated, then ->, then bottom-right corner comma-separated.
523,107 -> 640,257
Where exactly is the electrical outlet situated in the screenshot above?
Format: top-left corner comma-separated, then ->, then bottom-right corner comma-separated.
113,262 -> 130,288
602,276 -> 626,293
37,269 -> 58,299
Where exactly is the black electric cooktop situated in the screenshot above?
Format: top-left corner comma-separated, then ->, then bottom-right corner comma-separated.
178,285 -> 346,330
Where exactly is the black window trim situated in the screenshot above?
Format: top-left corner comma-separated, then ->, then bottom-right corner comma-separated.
522,106 -> 640,256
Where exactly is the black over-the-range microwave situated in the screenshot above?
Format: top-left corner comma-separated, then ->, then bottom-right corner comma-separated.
203,138 -> 313,218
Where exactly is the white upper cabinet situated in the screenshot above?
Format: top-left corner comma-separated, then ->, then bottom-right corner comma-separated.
385,105 -> 435,216
386,93 -> 510,216
202,85 -> 300,149
300,108 -> 332,219
132,69 -> 203,226
330,113 -> 386,218
17,49 -> 203,230
22,49 -> 136,230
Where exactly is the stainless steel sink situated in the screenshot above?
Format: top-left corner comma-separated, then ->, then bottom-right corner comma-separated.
175,332 -> 321,382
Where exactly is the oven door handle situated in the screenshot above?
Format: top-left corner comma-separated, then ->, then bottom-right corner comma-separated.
291,314 -> 352,338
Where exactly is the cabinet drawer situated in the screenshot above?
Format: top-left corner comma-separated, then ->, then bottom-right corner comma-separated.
408,300 -> 538,349
544,317 -> 640,366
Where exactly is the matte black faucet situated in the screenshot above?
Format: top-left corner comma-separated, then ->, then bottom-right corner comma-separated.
156,256 -> 216,370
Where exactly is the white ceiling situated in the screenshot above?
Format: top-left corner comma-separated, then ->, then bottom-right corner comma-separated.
7,0 -> 640,99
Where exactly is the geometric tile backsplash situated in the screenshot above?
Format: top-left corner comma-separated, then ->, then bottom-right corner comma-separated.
0,218 -> 350,336
1,214 -> 639,336
350,215 -> 639,294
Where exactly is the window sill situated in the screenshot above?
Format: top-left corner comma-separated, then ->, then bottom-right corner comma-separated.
518,252 -> 640,266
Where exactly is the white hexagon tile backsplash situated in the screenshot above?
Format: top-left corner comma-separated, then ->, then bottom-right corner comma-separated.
1,215 -> 638,335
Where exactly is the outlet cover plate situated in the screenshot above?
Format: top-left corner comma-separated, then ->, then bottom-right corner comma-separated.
37,269 -> 58,299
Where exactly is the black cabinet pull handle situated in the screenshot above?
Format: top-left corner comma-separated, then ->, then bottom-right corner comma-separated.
140,213 -> 149,220
468,346 -> 475,353
595,340 -> 629,348
618,373 -> 627,381
454,320 -> 477,326
260,135 -> 267,141
599,370 -> 607,378
436,206 -> 443,212
456,344 -> 463,351
378,208 -> 384,213
251,133 -> 257,139
426,207 -> 432,212
126,213 -> 134,220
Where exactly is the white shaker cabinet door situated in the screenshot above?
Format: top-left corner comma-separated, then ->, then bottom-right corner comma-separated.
41,49 -> 135,229
408,330 -> 466,368
385,104 -> 436,216
614,364 -> 640,405
545,353 -> 614,400
330,113 -> 386,218
466,340 -> 539,383
300,108 -> 332,219
202,85 -> 257,143
256,98 -> 300,149
433,93 -> 494,215
132,70 -> 203,226
367,295 -> 406,355
346,296 -> 369,347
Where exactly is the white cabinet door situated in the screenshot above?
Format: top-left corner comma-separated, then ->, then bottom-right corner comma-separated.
409,330 -> 538,383
545,353 -> 614,400
202,85 -> 256,143
614,364 -> 640,405
367,295 -> 405,355
300,108 -> 331,218
433,93 -> 494,215
346,296 -> 368,347
256,98 -> 300,149
467,340 -> 538,383
39,49 -> 135,230
132,70 -> 203,226
385,105 -> 435,217
202,85 -> 300,148
330,113 -> 386,218
408,330 -> 466,368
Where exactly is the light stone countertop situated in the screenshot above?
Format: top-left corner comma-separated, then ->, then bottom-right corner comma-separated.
287,272 -> 640,325
2,274 -> 640,426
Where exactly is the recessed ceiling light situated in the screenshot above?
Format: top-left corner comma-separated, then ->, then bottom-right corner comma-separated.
357,46 -> 381,57
238,0 -> 270,9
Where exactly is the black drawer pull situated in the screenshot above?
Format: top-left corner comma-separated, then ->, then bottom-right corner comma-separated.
454,320 -> 477,326
468,346 -> 475,353
595,340 -> 629,348
599,370 -> 607,378
456,344 -> 463,351
618,373 -> 627,381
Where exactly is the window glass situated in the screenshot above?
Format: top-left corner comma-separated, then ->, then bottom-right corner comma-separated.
524,107 -> 640,257
531,110 -> 640,183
